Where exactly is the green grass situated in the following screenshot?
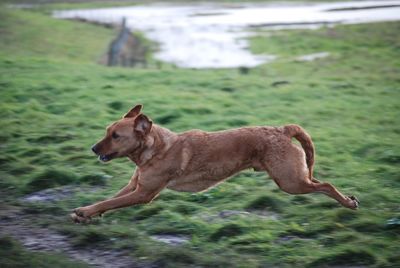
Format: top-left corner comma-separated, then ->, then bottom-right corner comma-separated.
0,3 -> 399,268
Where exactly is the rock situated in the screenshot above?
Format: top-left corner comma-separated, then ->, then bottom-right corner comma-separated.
218,210 -> 251,218
201,209 -> 279,222
150,234 -> 189,246
22,186 -> 76,202
22,185 -> 100,203
386,217 -> 400,229
296,52 -> 330,62
271,80 -> 290,87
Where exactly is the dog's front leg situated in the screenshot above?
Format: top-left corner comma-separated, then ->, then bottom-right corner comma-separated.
112,170 -> 139,198
72,182 -> 163,222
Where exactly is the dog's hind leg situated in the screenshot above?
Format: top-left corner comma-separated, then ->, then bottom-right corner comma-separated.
279,178 -> 359,209
308,179 -> 359,209
264,144 -> 358,209
271,171 -> 359,210
274,173 -> 359,209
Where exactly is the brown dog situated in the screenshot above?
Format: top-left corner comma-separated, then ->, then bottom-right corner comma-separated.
71,104 -> 358,223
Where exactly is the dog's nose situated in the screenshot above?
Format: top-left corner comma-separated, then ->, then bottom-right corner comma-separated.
91,145 -> 99,155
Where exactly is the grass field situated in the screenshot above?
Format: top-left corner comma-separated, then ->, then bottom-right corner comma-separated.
0,2 -> 399,267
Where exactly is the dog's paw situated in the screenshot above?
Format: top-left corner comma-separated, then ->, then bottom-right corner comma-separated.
70,213 -> 91,224
73,207 -> 86,218
71,206 -> 104,223
74,206 -> 97,218
347,195 -> 360,210
71,207 -> 95,223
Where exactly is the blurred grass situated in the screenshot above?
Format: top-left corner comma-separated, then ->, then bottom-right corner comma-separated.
0,236 -> 89,268
0,2 -> 399,268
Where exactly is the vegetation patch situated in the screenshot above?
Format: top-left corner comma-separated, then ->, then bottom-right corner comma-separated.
220,87 -> 235,92
210,223 -> 246,241
156,247 -> 197,266
334,209 -> 358,222
155,113 -> 182,125
350,220 -> 385,234
379,150 -> 400,164
27,134 -> 73,144
308,249 -> 376,267
107,101 -> 125,111
246,195 -> 284,212
291,195 -> 312,205
133,205 -> 163,220
79,173 -> 109,186
73,228 -> 109,247
172,201 -> 200,215
22,203 -> 63,215
181,107 -> 212,115
25,169 -> 78,193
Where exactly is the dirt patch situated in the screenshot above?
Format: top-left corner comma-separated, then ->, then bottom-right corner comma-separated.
22,185 -> 78,202
201,209 -> 279,222
0,208 -> 155,268
150,235 -> 189,246
22,185 -> 100,203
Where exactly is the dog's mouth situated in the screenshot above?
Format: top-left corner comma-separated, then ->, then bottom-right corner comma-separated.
98,152 -> 118,162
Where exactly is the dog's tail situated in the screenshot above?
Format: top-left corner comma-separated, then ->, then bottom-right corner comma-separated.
283,124 -> 315,179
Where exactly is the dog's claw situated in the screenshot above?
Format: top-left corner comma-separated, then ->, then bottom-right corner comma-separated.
73,208 -> 84,217
348,195 -> 360,209
70,213 -> 92,224
350,195 -> 359,203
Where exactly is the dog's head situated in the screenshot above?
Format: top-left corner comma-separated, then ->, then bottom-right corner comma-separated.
91,104 -> 153,162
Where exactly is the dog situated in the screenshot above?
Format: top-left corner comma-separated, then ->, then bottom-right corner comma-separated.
71,104 -> 359,223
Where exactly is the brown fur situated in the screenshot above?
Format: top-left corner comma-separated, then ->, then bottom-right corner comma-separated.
71,105 -> 358,223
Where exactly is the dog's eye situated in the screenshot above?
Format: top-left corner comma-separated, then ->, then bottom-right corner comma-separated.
112,132 -> 120,139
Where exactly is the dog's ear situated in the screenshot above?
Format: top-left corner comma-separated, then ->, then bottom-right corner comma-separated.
134,114 -> 152,136
123,104 -> 143,118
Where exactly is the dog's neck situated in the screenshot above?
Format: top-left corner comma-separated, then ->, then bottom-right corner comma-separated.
128,125 -> 178,167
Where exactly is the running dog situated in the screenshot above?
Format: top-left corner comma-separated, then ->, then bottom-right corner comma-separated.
71,104 -> 358,223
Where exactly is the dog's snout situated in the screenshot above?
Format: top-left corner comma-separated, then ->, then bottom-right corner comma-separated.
91,145 -> 99,155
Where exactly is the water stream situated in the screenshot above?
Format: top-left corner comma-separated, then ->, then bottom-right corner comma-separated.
54,1 -> 400,68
